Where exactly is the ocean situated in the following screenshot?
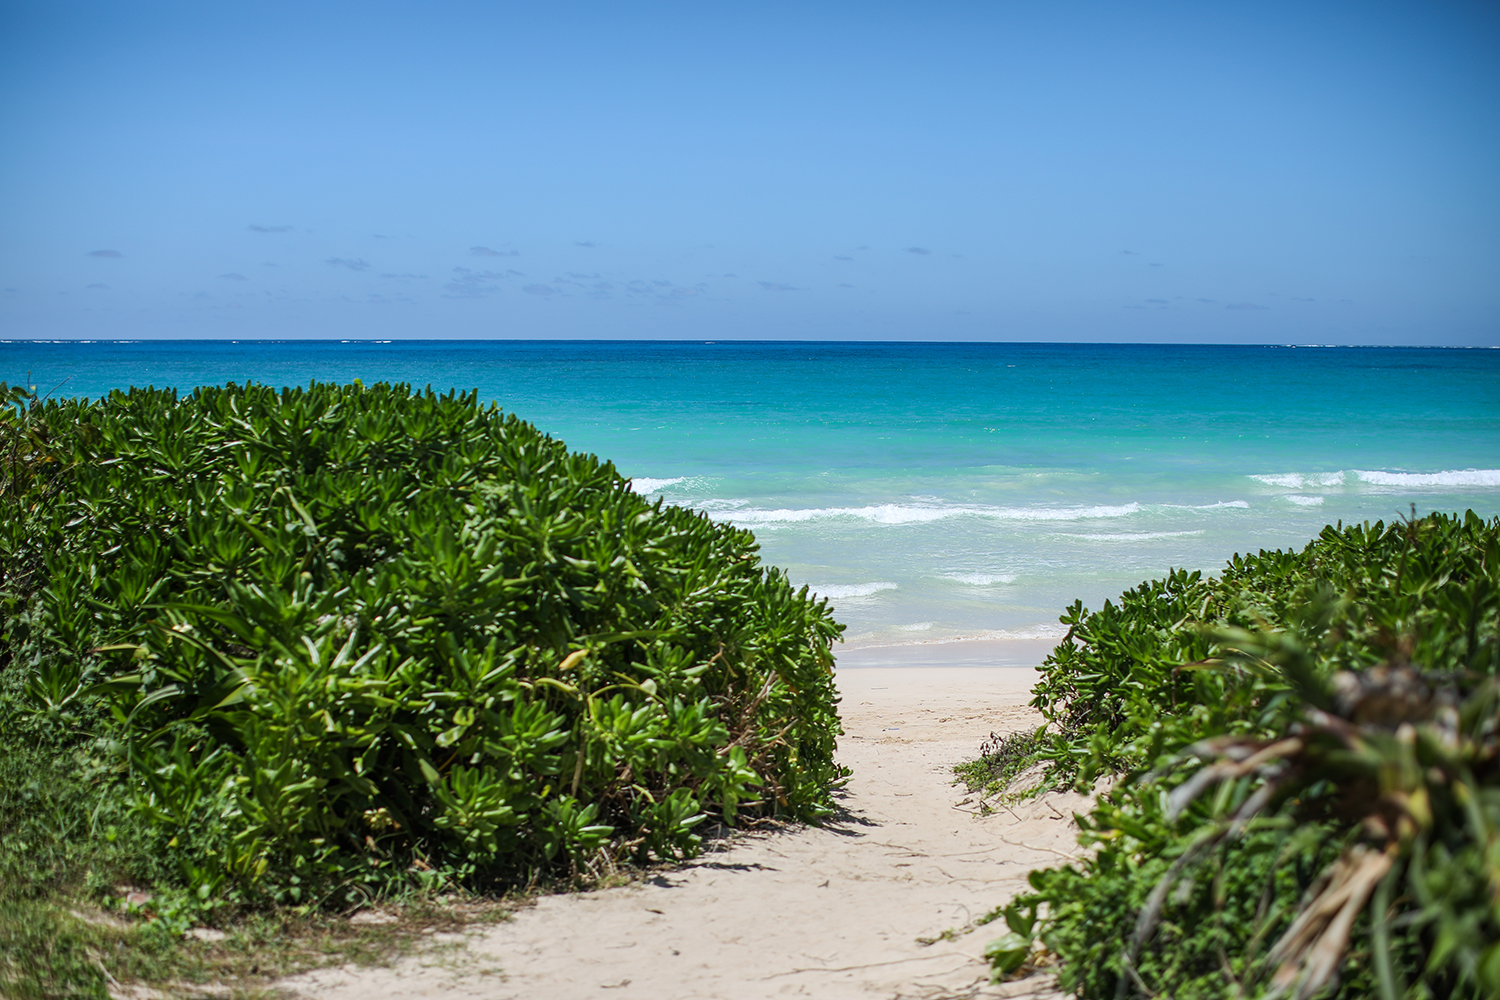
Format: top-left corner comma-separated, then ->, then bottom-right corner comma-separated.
5,340 -> 1498,647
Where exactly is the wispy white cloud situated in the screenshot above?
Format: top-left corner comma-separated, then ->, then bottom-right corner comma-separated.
445,267 -> 508,297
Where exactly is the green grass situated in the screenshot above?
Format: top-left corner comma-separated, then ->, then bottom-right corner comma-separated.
952,727 -> 1049,804
1,890 -> 514,999
0,706 -> 519,999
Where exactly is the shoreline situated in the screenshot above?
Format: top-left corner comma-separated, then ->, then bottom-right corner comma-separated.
837,635 -> 1060,670
281,661 -> 1074,1000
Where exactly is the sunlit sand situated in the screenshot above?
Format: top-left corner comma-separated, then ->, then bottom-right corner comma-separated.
281,641 -> 1079,1000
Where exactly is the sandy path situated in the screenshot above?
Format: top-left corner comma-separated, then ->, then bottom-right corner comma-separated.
282,644 -> 1081,1000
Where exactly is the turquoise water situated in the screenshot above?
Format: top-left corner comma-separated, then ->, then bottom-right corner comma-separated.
5,340 -> 1499,645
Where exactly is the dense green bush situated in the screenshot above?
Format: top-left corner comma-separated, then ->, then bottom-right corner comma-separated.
979,512 -> 1500,999
0,381 -> 845,918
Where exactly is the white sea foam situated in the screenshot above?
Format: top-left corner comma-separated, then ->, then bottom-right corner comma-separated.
812,582 -> 898,599
1067,530 -> 1205,542
1252,472 -> 1347,489
717,501 -> 1142,526
629,476 -> 686,493
940,572 -> 1018,586
694,497 -> 749,511
1353,469 -> 1500,488
1285,495 -> 1325,506
973,623 -> 1073,641
1159,500 -> 1250,510
844,621 -> 1073,651
1252,469 -> 1500,490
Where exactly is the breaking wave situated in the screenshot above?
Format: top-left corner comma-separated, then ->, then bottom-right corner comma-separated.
940,572 -> 1018,586
629,476 -> 686,493
811,582 -> 898,599
1353,469 -> 1500,488
1252,470 -> 1500,490
1251,472 -> 1348,489
1066,530 -> 1206,542
715,502 -> 1143,526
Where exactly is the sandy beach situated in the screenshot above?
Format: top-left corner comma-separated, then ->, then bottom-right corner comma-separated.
281,641 -> 1082,1000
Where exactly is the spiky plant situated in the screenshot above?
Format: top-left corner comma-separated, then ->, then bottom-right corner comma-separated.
1148,649 -> 1500,999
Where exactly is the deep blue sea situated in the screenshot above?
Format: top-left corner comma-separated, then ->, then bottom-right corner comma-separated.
5,340 -> 1499,646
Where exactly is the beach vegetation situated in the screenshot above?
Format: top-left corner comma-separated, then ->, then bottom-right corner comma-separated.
973,511 -> 1500,999
0,379 -> 845,997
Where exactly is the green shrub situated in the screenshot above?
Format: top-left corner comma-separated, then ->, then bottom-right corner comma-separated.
0,380 -> 846,915
982,511 -> 1500,999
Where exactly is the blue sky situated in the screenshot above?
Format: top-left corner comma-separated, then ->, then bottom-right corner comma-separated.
1,1 -> 1496,343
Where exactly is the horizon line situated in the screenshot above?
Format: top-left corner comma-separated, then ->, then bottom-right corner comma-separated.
4,339 -> 1496,350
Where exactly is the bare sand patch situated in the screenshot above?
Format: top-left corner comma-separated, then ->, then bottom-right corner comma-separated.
280,643 -> 1079,1000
